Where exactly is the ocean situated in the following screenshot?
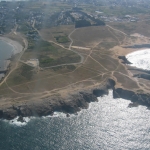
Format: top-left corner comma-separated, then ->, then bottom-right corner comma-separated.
126,49 -> 150,70
0,91 -> 150,150
0,44 -> 150,149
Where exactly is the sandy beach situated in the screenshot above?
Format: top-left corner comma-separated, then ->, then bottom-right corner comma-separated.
0,36 -> 23,55
0,36 -> 23,80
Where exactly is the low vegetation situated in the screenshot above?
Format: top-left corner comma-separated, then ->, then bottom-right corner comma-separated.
20,64 -> 34,80
75,19 -> 105,28
55,35 -> 70,43
75,20 -> 91,28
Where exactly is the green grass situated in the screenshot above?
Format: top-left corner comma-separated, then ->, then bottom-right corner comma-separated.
67,65 -> 76,70
38,54 -> 80,67
20,64 -> 34,80
55,36 -> 70,43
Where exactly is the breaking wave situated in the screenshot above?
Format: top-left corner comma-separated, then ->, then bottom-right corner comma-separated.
126,49 -> 150,70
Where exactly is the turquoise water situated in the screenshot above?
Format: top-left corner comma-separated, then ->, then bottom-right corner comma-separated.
0,91 -> 149,150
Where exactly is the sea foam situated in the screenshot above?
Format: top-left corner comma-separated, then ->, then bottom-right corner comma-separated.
126,49 -> 150,70
2,117 -> 34,127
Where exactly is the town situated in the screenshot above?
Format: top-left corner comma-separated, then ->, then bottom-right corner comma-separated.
1,0 -> 150,36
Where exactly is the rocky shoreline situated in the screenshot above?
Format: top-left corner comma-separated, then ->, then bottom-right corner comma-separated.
0,79 -> 150,121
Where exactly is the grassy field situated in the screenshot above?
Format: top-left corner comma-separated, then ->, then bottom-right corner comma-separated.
39,25 -> 74,47
55,35 -> 70,43
108,20 -> 150,37
0,24 -> 149,101
21,38 -> 80,67
71,26 -> 118,47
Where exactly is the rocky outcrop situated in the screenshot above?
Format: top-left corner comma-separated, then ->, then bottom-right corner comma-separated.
124,44 -> 150,49
0,84 -> 108,120
113,88 -> 150,106
133,74 -> 150,80
0,79 -> 150,121
118,56 -> 132,64
129,68 -> 150,74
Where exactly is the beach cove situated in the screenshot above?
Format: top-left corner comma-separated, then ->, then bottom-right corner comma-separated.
0,37 -> 23,80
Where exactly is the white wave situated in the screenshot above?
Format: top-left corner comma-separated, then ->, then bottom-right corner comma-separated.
42,112 -> 67,118
3,116 -> 34,127
126,49 -> 150,70
42,111 -> 78,119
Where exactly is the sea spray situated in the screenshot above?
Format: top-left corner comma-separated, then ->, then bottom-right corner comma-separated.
2,117 -> 34,127
126,49 -> 150,70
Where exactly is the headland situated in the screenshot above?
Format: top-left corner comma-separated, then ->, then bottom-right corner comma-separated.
0,0 -> 150,121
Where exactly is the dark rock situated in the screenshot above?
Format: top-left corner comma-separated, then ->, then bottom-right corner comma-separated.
0,110 -> 3,118
80,92 -> 97,102
113,88 -> 150,107
17,116 -> 25,123
124,44 -> 150,49
3,108 -> 17,120
128,68 -> 150,74
107,78 -> 116,89
118,56 -> 132,64
133,74 -> 150,80
128,102 -> 139,108
1,79 -> 150,120
93,88 -> 108,97
66,113 -> 70,117
113,88 -> 135,100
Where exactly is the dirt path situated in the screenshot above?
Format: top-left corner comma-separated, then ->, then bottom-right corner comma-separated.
0,23 -> 144,96
71,46 -> 91,50
32,20 -> 84,67
0,31 -> 28,87
106,25 -> 127,36
106,24 -> 149,90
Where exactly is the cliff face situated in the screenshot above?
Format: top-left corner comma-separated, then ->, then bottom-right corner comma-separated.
0,93 -> 98,120
0,79 -> 150,120
0,79 -> 115,120
113,88 -> 150,106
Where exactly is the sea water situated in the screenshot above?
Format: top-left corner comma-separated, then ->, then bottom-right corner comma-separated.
0,49 -> 150,149
126,49 -> 150,70
0,91 -> 149,150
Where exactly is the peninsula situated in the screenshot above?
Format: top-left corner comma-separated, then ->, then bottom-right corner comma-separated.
0,0 -> 150,120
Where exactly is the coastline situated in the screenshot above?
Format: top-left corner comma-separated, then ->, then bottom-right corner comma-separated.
0,37 -> 150,122
0,36 -> 23,80
0,36 -> 23,55
126,49 -> 150,70
0,78 -> 150,122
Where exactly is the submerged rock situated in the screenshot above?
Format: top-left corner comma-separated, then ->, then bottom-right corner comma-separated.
17,116 -> 25,123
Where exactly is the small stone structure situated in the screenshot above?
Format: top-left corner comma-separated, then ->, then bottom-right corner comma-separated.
26,59 -> 39,67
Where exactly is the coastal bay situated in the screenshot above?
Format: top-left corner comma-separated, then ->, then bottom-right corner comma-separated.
0,37 -> 23,80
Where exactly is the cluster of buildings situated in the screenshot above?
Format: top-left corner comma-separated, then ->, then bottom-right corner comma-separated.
99,14 -> 139,23
0,3 -> 16,34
